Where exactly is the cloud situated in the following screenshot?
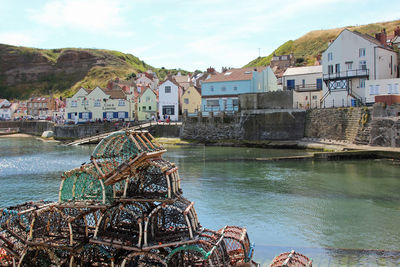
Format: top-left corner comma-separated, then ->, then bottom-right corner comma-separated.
0,32 -> 36,46
30,0 -> 131,35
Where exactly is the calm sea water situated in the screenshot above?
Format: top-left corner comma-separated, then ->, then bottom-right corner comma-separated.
1,137 -> 400,266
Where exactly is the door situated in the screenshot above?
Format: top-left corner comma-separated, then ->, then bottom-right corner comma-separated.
287,80 -> 295,90
316,79 -> 322,90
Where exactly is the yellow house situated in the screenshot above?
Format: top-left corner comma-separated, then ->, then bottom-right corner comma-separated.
181,86 -> 201,114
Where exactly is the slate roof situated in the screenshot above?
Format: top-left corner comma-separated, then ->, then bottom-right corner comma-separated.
203,67 -> 266,83
283,65 -> 322,76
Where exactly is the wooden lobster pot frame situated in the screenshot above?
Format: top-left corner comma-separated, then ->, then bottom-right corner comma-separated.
218,226 -> 254,265
28,205 -> 103,249
122,158 -> 182,200
93,202 -> 153,249
120,251 -> 167,267
143,197 -> 200,247
69,244 -> 117,267
270,250 -> 312,267
91,131 -> 165,179
59,166 -> 127,204
165,230 -> 230,267
18,246 -> 67,267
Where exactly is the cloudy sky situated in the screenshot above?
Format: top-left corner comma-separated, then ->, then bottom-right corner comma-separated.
0,0 -> 399,71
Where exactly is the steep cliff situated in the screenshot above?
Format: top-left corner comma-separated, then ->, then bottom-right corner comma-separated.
0,44 -> 187,99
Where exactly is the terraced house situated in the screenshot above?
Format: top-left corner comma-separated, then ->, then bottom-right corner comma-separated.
137,87 -> 158,121
65,87 -> 135,123
201,67 -> 277,113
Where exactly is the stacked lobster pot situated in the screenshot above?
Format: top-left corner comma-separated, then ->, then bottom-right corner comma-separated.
0,130 -> 259,267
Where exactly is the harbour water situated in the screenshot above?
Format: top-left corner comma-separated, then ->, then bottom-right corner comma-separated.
1,137 -> 400,266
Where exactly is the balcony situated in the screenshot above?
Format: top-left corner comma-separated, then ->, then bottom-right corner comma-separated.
323,69 -> 369,81
284,84 -> 322,92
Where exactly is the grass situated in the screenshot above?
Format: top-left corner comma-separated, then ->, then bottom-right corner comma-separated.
245,19 -> 400,67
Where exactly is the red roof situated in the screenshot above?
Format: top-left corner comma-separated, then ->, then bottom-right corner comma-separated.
203,67 -> 266,83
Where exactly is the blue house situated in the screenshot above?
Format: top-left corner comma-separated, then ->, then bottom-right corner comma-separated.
201,67 -> 277,113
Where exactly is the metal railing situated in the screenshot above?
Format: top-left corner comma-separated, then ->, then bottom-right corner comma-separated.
323,69 -> 369,80
284,84 -> 322,91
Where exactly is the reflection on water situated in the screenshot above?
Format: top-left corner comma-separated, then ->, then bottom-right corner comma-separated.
1,138 -> 400,265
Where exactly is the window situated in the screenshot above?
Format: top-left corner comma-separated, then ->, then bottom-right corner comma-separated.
142,106 -> 146,111
146,96 -> 150,102
148,106 -> 151,110
359,48 -> 366,57
302,79 -> 305,88
184,109 -> 188,113
34,103 -> 38,108
162,105 -> 175,115
388,84 -> 393,94
370,85 -> 380,95
359,60 -> 367,70
106,112 -> 113,119
207,100 -> 219,106
165,86 -> 171,93
94,99 -> 101,107
221,86 -> 226,91
394,84 -> 399,94
359,78 -> 366,88
232,99 -> 239,106
335,64 -> 340,73
210,86 -> 214,92
71,101 -> 77,107
233,86 -> 237,91
118,112 -> 125,118
328,52 -> 333,61
312,95 -> 318,100
346,62 -> 353,70
328,65 -> 334,74
184,98 -> 189,104
82,112 -> 90,120
118,100 -> 125,106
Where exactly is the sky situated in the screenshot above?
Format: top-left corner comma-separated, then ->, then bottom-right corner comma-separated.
0,0 -> 399,72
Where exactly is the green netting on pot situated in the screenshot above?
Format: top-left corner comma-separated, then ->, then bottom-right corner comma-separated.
59,168 -> 113,204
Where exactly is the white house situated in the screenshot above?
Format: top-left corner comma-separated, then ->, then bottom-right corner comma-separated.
65,87 -> 135,123
321,29 -> 398,107
365,78 -> 400,104
282,65 -> 323,109
0,99 -> 14,120
136,72 -> 159,90
158,78 -> 182,121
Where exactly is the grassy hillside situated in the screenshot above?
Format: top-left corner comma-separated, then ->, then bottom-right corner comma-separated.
245,19 -> 400,67
0,44 -> 189,99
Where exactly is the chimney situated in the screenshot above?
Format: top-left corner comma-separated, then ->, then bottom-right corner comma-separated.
395,26 -> 400,37
375,29 -> 387,47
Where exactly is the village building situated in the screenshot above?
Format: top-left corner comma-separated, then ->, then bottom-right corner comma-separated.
158,78 -> 182,121
0,99 -> 14,120
181,86 -> 201,115
321,29 -> 398,107
270,53 -> 296,89
65,87 -> 135,123
201,67 -> 277,113
135,71 -> 159,90
282,65 -> 323,109
137,88 -> 158,121
12,101 -> 27,119
365,78 -> 400,104
173,72 -> 191,91
27,97 -> 56,118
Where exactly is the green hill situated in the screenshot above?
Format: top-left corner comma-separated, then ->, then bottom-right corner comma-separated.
0,44 -> 188,99
245,19 -> 400,67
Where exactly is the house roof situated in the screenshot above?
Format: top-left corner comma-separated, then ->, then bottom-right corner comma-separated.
283,65 -> 322,76
104,89 -> 127,99
173,74 -> 190,84
203,67 -> 266,83
161,77 -> 181,88
30,97 -> 51,103
338,29 -> 394,51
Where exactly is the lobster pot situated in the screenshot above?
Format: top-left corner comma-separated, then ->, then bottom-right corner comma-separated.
166,231 -> 230,267
120,251 -> 167,267
270,250 -> 312,267
69,244 -> 116,267
94,202 -> 152,248
29,206 -> 102,248
18,246 -> 68,267
59,167 -> 113,204
144,198 -> 200,247
124,158 -> 182,200
218,226 -> 254,265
